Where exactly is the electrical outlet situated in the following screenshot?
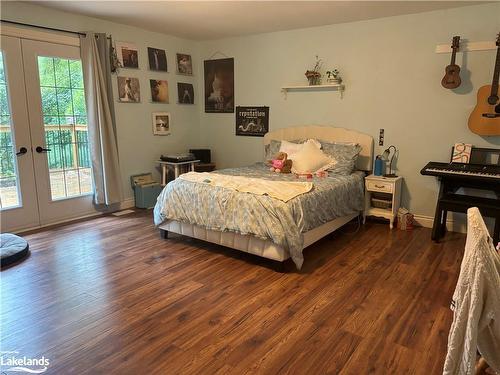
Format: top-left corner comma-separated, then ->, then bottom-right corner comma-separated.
379,129 -> 384,146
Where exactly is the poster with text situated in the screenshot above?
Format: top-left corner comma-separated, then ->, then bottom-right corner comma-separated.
204,58 -> 234,113
235,106 -> 269,137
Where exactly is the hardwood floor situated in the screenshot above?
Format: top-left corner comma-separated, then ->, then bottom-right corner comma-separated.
1,211 -> 465,374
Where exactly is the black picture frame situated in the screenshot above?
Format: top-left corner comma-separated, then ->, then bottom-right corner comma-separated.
235,106 -> 269,137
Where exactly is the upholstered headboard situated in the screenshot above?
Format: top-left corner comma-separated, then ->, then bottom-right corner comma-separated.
263,125 -> 374,171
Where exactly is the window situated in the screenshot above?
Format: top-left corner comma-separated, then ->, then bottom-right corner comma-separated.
0,51 -> 21,209
37,56 -> 92,200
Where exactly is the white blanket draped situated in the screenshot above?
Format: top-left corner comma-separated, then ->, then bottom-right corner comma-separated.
178,172 -> 313,202
443,207 -> 500,375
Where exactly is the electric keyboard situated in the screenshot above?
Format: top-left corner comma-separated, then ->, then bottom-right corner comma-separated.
421,147 -> 500,243
421,161 -> 500,180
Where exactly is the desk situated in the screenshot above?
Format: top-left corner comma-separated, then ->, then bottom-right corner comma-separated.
157,160 -> 200,186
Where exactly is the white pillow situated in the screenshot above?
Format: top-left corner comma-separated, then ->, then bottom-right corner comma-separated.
279,139 -> 321,157
291,141 -> 337,174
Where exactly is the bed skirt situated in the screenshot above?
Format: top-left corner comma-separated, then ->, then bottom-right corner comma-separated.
158,212 -> 359,262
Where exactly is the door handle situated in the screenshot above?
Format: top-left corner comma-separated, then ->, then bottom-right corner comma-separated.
16,147 -> 28,156
36,146 -> 51,153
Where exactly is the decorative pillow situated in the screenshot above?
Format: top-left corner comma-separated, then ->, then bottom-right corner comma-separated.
279,139 -> 321,157
265,140 -> 282,160
320,141 -> 362,175
291,141 -> 336,174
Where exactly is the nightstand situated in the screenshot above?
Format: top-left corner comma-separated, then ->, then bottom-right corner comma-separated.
194,163 -> 216,172
364,174 -> 403,229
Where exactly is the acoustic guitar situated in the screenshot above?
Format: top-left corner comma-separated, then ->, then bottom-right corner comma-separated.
441,36 -> 461,89
468,33 -> 500,136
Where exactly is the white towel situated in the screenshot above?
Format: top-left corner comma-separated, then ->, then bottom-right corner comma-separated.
178,172 -> 313,202
443,207 -> 500,375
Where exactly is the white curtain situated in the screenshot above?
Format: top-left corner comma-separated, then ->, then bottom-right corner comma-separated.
80,32 -> 122,206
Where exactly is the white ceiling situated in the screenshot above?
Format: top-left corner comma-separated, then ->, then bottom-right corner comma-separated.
32,1 -> 485,41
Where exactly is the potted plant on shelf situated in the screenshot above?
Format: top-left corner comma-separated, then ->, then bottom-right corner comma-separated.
326,69 -> 342,84
305,55 -> 322,86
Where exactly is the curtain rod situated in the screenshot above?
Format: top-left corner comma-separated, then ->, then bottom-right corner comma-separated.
1,19 -> 111,39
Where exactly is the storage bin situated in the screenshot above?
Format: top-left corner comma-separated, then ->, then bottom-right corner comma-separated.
131,173 -> 163,209
371,197 -> 392,209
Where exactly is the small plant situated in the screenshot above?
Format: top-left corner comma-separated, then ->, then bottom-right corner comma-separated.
305,55 -> 323,85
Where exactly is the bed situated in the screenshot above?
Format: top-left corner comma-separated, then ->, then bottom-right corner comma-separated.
154,125 -> 373,269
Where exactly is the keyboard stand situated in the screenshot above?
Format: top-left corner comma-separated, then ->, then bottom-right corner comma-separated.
432,177 -> 500,243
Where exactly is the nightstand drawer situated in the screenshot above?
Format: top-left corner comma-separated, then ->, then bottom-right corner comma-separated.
366,180 -> 393,193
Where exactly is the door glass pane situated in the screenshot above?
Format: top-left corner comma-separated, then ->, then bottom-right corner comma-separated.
0,51 -> 21,209
37,56 -> 92,200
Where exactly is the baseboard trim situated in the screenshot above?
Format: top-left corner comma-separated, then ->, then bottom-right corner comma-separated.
120,197 -> 135,210
13,197 -> 136,234
412,214 -> 466,234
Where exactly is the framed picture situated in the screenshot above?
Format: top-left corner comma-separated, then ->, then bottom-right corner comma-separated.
235,106 -> 269,137
177,82 -> 194,104
150,79 -> 169,103
115,42 -> 139,69
176,53 -> 193,75
117,76 -> 140,102
152,112 -> 171,136
204,58 -> 234,113
148,47 -> 167,72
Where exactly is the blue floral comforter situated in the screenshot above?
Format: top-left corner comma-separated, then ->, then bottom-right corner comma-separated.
154,163 -> 364,269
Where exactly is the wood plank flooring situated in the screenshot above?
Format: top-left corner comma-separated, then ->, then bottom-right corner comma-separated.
1,211 -> 465,374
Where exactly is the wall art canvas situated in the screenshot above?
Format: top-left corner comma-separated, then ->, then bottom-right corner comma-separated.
150,79 -> 169,103
177,82 -> 194,104
148,47 -> 167,72
176,53 -> 193,75
117,76 -> 140,102
116,42 -> 139,69
235,106 -> 269,137
204,57 -> 234,113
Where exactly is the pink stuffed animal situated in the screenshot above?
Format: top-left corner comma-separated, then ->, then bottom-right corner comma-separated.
267,152 -> 292,173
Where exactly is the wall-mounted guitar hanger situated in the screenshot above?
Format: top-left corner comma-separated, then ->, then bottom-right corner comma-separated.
436,40 -> 496,53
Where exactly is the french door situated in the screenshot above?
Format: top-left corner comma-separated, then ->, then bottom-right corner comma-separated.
1,36 -> 96,233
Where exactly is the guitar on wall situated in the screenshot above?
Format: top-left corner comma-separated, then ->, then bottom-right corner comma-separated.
441,36 -> 461,89
468,33 -> 500,135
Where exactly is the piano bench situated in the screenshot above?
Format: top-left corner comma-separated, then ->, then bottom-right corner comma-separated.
433,193 -> 500,243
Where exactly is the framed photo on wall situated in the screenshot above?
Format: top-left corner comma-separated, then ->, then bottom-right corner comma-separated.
147,47 -> 168,72
235,106 -> 269,137
117,76 -> 140,102
152,112 -> 171,136
177,82 -> 194,104
150,79 -> 169,103
204,57 -> 234,113
115,42 -> 139,69
176,53 -> 193,75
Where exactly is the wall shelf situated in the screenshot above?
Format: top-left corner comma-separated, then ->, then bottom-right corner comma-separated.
435,40 -> 496,54
281,84 -> 345,99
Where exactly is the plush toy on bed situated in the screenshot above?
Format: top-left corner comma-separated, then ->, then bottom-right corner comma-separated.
268,152 -> 292,173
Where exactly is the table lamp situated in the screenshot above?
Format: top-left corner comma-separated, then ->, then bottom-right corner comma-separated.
383,145 -> 398,178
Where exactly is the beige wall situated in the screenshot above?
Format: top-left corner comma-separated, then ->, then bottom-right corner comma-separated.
1,1 -> 201,201
195,3 -> 500,220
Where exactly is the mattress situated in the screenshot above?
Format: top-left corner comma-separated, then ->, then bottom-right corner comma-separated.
154,163 -> 364,268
